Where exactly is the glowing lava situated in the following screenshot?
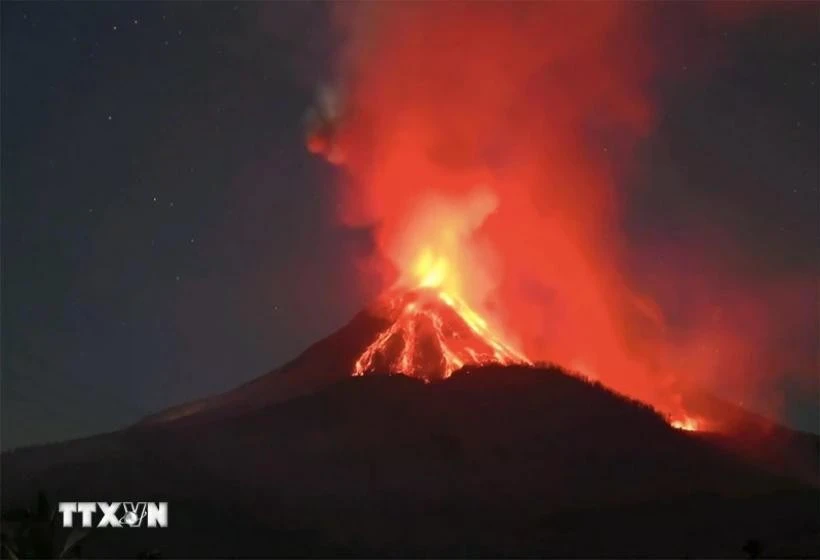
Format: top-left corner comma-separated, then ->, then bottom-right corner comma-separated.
671,416 -> 701,432
354,249 -> 530,380
351,241 -> 704,432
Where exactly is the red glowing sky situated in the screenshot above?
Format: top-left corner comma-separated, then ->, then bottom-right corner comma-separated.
309,2 -> 818,428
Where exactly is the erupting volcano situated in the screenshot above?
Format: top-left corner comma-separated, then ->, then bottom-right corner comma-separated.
354,243 -> 530,381
354,287 -> 530,381
299,1 -> 819,439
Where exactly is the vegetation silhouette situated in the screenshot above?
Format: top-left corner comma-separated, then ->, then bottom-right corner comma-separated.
2,365 -> 818,557
0,491 -> 91,559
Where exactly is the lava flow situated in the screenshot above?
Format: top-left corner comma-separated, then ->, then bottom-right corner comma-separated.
354,250 -> 530,381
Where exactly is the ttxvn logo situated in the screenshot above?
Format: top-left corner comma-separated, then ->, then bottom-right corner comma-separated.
58,502 -> 168,528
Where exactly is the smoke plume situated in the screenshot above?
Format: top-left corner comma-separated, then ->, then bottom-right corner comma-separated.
307,2 -> 817,427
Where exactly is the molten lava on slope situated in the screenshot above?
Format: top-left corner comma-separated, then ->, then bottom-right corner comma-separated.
354,288 -> 530,381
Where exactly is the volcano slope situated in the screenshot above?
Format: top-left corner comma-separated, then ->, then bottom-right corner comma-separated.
2,364 -> 818,558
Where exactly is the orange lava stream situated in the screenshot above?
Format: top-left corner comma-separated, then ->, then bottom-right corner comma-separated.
354,242 -> 531,379
353,289 -> 530,379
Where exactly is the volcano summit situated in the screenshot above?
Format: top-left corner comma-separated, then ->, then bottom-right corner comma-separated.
354,288 -> 530,381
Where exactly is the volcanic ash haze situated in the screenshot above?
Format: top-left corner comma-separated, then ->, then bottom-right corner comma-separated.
305,2 -> 815,429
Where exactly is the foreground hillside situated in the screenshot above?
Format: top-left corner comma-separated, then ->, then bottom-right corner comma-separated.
3,366 -> 818,557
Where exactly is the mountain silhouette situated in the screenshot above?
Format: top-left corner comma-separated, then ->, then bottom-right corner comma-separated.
2,303 -> 818,558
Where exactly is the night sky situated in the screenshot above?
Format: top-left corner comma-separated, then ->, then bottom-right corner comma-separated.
2,2 -> 817,450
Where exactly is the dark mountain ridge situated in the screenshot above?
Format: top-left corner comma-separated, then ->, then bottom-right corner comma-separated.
3,365 -> 818,558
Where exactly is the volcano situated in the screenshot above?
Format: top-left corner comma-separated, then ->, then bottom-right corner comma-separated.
2,300 -> 819,557
354,288 -> 530,381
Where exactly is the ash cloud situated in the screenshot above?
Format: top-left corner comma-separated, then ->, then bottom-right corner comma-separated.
307,2 -> 817,428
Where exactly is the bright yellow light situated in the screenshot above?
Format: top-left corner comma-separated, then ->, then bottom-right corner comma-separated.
671,417 -> 699,431
413,248 -> 450,289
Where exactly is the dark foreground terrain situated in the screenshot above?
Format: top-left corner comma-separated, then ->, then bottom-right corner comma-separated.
2,364 -> 818,558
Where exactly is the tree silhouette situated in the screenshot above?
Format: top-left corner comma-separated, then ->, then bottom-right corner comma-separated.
1,491 -> 91,559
